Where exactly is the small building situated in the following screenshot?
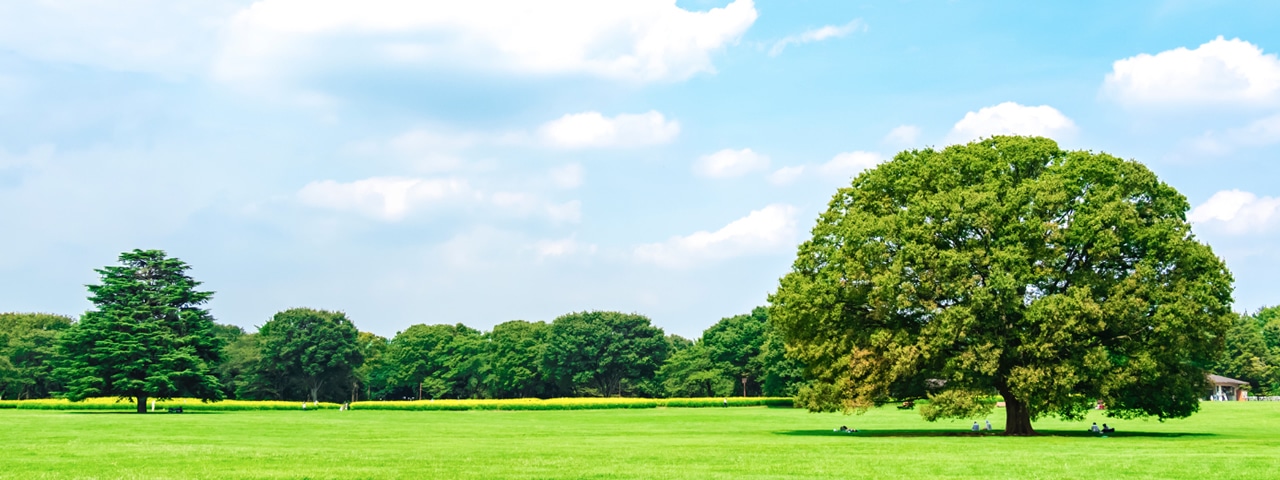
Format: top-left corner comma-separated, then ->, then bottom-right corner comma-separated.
1207,374 -> 1249,401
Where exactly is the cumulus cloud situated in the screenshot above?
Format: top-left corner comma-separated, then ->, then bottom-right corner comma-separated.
1104,36 -> 1280,106
217,0 -> 758,84
539,111 -> 680,148
297,176 -> 579,223
769,19 -> 865,57
1188,189 -> 1280,234
883,125 -> 921,146
634,204 -> 798,267
694,148 -> 770,178
948,102 -> 1076,143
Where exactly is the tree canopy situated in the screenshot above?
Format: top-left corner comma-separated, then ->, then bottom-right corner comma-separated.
770,136 -> 1234,435
251,308 -> 363,403
543,311 -> 668,397
0,313 -> 73,400
53,250 -> 225,413
375,323 -> 484,400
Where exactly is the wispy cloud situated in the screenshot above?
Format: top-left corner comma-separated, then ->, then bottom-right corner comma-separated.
694,148 -> 770,178
769,19 -> 865,57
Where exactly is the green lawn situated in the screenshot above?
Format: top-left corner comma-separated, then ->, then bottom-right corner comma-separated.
3,402 -> 1279,479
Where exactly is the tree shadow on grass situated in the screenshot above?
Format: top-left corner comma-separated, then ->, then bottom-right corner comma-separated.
776,429 -> 1213,438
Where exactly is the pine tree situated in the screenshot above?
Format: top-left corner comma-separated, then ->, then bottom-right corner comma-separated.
55,249 -> 224,413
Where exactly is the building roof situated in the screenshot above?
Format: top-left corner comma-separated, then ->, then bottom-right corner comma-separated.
1208,374 -> 1249,386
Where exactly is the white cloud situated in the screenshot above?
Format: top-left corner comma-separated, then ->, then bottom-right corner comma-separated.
545,200 -> 583,224
694,148 -> 770,178
297,176 -> 477,221
539,111 -> 680,148
769,19 -> 865,57
548,164 -> 584,189
298,177 -> 583,223
0,1 -> 244,76
1104,36 -> 1280,106
1189,190 -> 1280,235
767,165 -> 806,185
769,151 -> 883,185
217,0 -> 758,84
818,151 -> 883,178
0,144 -> 56,170
948,102 -> 1077,143
634,204 -> 798,267
1190,113 -> 1280,155
534,236 -> 597,260
883,125 -> 921,146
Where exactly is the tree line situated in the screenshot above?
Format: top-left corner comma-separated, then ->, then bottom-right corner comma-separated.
0,250 -> 803,408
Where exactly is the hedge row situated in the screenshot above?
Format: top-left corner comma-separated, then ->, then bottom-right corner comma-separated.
0,398 -> 340,410
0,397 -> 792,411
349,397 -> 791,411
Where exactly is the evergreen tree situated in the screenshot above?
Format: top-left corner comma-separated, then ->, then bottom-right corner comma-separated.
54,250 -> 224,413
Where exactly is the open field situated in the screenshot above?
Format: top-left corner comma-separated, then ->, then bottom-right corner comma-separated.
3,402 -> 1279,479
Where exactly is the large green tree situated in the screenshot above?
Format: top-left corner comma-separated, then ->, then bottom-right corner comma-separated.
543,311 -> 668,397
770,136 -> 1234,435
0,313 -> 73,400
253,308 -> 362,403
54,250 -> 225,413
377,323 -> 485,400
484,320 -> 551,399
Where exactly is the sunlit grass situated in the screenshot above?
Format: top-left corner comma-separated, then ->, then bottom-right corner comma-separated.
3,401 -> 1278,478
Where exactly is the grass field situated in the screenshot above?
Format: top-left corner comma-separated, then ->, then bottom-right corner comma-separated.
3,401 -> 1279,479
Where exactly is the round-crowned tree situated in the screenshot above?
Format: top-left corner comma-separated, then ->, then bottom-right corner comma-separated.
769,136 -> 1233,435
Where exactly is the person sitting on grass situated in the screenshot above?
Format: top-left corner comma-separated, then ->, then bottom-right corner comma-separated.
972,422 -> 980,432
1091,423 -> 1100,434
1101,424 -> 1115,434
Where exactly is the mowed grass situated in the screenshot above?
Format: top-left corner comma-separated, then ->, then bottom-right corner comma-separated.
3,402 -> 1279,479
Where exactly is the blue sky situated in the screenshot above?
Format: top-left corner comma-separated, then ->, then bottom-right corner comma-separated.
2,1 -> 1278,339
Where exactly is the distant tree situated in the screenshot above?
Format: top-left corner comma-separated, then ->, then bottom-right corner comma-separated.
758,323 -> 805,397
543,311 -> 668,397
1213,314 -> 1278,395
1259,306 -> 1280,359
484,320 -> 551,399
702,308 -> 768,396
54,250 -> 225,413
378,323 -> 485,400
0,313 -> 73,400
666,334 -> 694,353
770,137 -> 1234,435
218,332 -> 263,400
352,331 -> 389,402
658,343 -> 731,397
254,308 -> 362,403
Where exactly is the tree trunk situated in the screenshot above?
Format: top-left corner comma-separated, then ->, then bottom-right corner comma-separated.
137,395 -> 148,414
998,389 -> 1035,436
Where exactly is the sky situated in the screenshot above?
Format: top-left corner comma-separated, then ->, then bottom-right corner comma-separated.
1,0 -> 1278,339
